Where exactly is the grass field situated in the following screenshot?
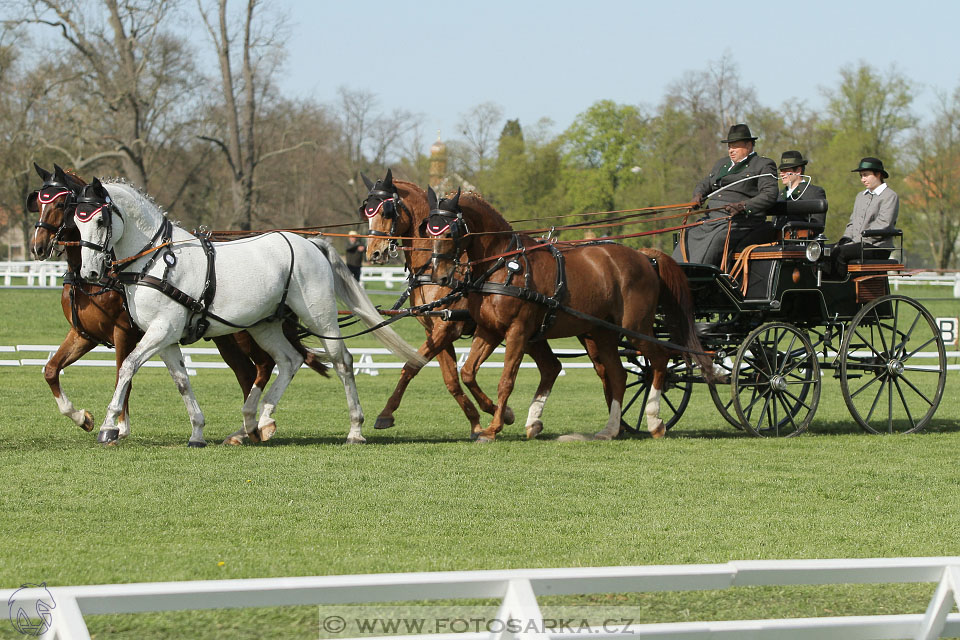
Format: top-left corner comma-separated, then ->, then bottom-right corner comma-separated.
1,288 -> 959,638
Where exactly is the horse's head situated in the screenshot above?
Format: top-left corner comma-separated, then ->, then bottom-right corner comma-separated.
359,168 -> 407,264
28,163 -> 85,259
425,186 -> 467,286
74,178 -> 124,282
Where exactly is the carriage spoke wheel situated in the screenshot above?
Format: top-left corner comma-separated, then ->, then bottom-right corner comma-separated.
707,352 -> 743,430
731,323 -> 820,437
840,294 -> 946,434
620,357 -> 693,434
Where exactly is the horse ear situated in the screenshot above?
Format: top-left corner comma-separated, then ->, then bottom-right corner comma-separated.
383,168 -> 393,187
450,187 -> 461,209
92,177 -> 108,198
53,164 -> 67,183
34,163 -> 51,182
360,172 -> 374,190
427,186 -> 438,211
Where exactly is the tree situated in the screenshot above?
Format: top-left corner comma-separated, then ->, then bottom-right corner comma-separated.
196,0 -> 314,230
904,88 -> 960,268
456,101 -> 504,177
11,0 -> 199,188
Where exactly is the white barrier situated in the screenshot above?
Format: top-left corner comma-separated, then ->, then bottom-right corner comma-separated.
0,261 -> 409,289
2,345 -> 594,376
2,558 -> 958,639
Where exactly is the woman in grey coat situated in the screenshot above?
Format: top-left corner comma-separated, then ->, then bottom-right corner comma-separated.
673,124 -> 779,268
832,157 -> 899,269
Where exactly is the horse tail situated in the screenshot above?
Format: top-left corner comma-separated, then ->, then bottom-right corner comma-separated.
309,237 -> 426,367
639,248 -> 715,384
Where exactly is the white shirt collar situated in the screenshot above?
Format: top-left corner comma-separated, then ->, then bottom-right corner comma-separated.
866,182 -> 888,196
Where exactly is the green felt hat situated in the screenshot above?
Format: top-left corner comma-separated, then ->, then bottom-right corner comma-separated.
851,157 -> 889,179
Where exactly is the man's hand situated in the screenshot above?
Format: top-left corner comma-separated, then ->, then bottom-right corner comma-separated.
691,192 -> 705,209
723,202 -> 747,215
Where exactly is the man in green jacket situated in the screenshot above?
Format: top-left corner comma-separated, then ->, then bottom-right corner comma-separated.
673,124 -> 779,268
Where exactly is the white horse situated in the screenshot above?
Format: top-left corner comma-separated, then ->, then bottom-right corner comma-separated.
73,178 -> 424,446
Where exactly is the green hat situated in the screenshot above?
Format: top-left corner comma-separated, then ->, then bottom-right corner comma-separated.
778,150 -> 808,170
851,157 -> 889,179
720,123 -> 757,143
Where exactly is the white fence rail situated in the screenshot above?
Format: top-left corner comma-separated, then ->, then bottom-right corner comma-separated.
0,345 -> 595,375
5,261 -> 960,295
2,558 -> 958,639
0,261 -> 410,289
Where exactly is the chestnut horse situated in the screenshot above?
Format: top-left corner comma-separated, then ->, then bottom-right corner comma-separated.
28,164 -> 327,443
426,188 -> 713,441
360,170 -> 512,437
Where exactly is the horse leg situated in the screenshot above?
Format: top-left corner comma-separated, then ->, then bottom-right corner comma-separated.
157,345 -> 207,447
96,324 -> 178,445
475,327 -> 527,443
113,327 -> 141,439
459,330 -> 501,439
243,323 -> 306,444
214,333 -> 269,445
44,329 -> 98,431
319,334 -> 365,444
373,332 -> 438,429
522,341 -> 563,440
559,333 -> 626,442
641,347 -> 669,439
460,335 -> 514,425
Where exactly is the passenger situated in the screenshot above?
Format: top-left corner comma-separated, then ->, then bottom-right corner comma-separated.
774,150 -> 827,230
673,123 -> 779,268
832,157 -> 899,271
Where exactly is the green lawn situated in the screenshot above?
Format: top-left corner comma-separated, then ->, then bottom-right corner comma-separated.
1,288 -> 958,638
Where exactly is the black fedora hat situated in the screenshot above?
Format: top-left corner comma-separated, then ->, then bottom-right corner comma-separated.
720,123 -> 757,143
778,150 -> 808,170
851,157 -> 889,179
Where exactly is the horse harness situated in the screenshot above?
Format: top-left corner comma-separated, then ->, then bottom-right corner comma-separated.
76,191 -> 295,344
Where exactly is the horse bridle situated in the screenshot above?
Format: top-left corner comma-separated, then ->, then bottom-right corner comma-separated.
73,188 -> 123,260
360,185 -> 410,256
30,180 -> 76,248
425,203 -> 470,278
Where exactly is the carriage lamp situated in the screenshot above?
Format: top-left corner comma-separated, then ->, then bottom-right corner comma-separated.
805,242 -> 822,262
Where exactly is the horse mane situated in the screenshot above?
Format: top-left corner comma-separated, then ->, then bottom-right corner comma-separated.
391,178 -> 429,221
101,178 -> 170,237
453,190 -> 513,233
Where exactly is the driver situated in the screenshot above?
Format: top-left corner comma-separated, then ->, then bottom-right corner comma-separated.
673,123 -> 779,268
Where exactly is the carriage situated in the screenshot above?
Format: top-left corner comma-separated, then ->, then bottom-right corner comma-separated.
619,201 -> 948,437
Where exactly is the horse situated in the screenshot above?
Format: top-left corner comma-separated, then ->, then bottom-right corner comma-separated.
28,164 -> 329,443
71,177 -> 424,446
359,169 -> 512,437
425,188 -> 714,441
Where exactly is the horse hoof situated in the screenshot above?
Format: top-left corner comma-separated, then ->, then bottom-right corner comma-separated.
345,435 -> 367,444
502,406 -> 515,425
247,429 -> 262,444
81,411 -> 95,432
222,434 -> 245,446
258,422 -> 277,442
188,440 -> 207,448
474,435 -> 495,444
374,416 -> 395,430
525,420 -> 544,439
96,428 -> 120,445
649,424 -> 667,439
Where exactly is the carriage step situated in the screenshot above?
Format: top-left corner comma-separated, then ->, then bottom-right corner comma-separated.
834,373 -> 863,379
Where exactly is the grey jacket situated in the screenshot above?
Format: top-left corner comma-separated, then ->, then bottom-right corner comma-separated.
695,152 -> 779,223
842,186 -> 899,248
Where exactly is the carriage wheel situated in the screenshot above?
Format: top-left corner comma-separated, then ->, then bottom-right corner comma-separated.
707,352 -> 743,430
839,295 -> 946,434
731,323 -> 821,437
620,357 -> 693,434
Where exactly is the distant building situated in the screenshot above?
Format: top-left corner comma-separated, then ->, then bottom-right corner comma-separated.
428,132 -> 475,196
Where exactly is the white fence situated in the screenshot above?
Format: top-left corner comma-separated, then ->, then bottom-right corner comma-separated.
0,261 -> 410,290
2,558 -> 958,639
5,261 -> 960,295
0,345 -> 594,375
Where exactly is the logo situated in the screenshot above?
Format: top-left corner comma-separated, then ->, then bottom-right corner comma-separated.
8,583 -> 56,637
